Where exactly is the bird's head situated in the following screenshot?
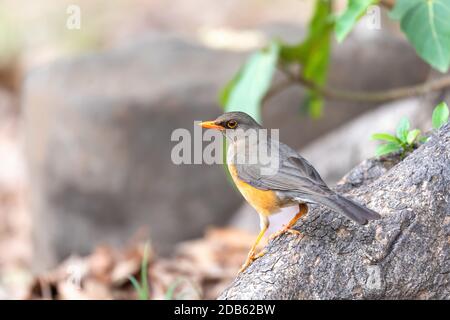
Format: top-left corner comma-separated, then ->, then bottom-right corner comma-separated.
199,111 -> 262,132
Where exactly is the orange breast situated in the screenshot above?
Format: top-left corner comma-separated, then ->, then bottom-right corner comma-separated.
228,164 -> 281,216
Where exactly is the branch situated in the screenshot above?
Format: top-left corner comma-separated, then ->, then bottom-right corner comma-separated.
379,0 -> 395,10
219,123 -> 450,299
263,67 -> 450,104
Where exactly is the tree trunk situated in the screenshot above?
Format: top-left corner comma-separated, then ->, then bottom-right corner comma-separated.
219,123 -> 450,300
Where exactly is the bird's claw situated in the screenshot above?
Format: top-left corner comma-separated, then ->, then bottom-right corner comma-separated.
238,249 -> 267,274
269,227 -> 301,241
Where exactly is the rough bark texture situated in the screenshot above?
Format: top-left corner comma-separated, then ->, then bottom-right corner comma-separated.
219,123 -> 450,300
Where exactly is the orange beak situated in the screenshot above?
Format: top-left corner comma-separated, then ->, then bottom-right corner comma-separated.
198,121 -> 224,130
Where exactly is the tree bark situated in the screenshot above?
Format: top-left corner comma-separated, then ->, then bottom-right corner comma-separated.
219,123 -> 450,300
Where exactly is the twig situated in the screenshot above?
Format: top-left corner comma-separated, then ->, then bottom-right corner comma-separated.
379,0 -> 395,10
264,67 -> 450,104
262,77 -> 294,103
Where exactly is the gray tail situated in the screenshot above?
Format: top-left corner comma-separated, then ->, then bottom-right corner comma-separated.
318,194 -> 381,225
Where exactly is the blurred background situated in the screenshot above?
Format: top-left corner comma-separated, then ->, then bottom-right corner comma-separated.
0,0 -> 445,299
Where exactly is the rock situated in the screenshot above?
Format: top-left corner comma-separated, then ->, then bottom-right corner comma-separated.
23,34 -> 245,269
220,122 -> 450,299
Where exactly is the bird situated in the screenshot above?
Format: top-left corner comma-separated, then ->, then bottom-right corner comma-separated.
199,111 -> 381,272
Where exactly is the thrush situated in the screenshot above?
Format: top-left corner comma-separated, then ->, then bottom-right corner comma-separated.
200,111 -> 381,272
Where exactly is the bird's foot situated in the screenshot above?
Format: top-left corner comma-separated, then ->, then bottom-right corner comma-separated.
269,226 -> 301,241
238,249 -> 267,274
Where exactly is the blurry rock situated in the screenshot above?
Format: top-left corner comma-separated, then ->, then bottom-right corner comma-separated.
0,88 -> 21,190
0,88 -> 32,292
23,33 -> 245,270
300,98 -> 432,184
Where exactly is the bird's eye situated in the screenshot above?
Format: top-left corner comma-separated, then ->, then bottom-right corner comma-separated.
227,120 -> 237,129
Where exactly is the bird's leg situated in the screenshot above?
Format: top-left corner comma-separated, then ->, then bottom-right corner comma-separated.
238,215 -> 269,273
269,203 -> 308,241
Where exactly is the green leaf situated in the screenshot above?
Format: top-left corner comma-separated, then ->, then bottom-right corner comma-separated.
300,92 -> 324,118
219,68 -> 242,108
300,0 -> 333,84
221,41 -> 279,123
390,0 -> 450,73
280,0 -> 333,117
371,133 -> 401,143
128,276 -> 143,296
280,1 -> 333,68
128,242 -> 151,300
389,0 -> 421,20
432,101 -> 449,129
165,278 -> 184,300
335,0 -> 377,42
396,117 -> 410,142
376,142 -> 402,156
139,242 -> 150,300
279,42 -> 303,64
406,129 -> 421,144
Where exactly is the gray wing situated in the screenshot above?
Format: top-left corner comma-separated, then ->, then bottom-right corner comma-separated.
235,141 -> 333,200
234,140 -> 381,224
